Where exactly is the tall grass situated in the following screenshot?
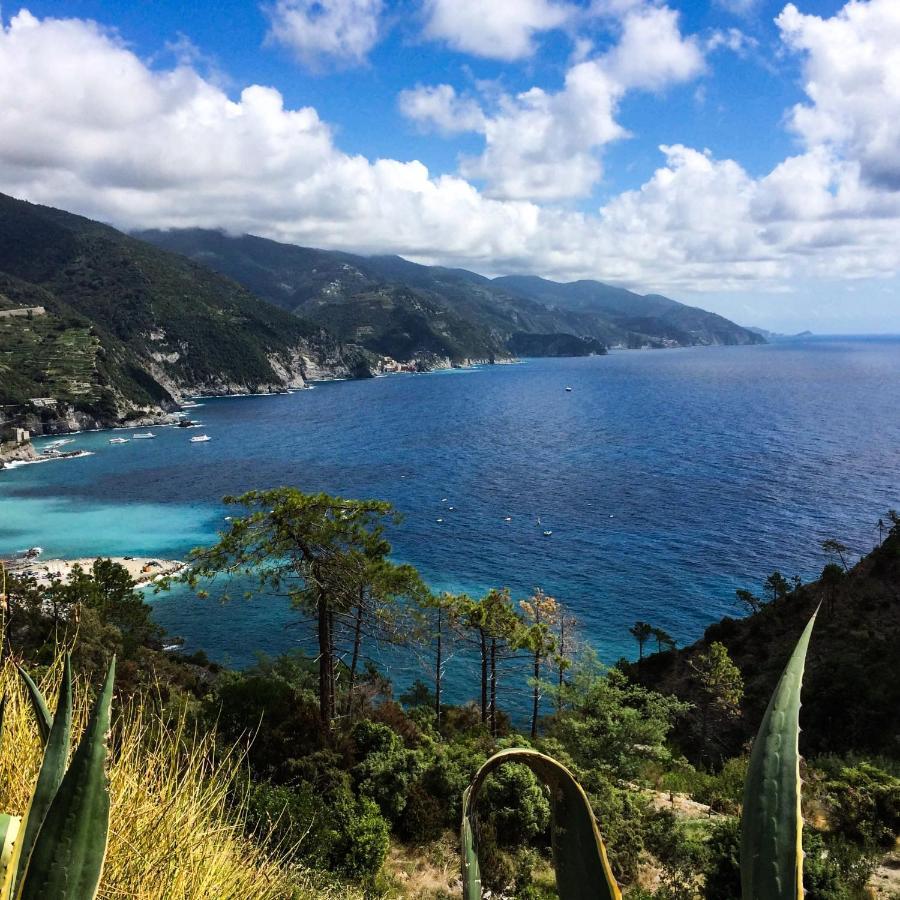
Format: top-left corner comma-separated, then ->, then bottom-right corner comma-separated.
0,656 -> 360,900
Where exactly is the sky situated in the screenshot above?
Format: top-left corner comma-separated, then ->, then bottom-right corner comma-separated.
0,0 -> 898,332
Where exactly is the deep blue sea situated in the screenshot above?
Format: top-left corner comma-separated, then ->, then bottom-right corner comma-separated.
1,337 -> 898,704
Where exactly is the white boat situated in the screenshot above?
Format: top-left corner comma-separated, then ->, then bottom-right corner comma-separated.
190,434 -> 211,443
543,530 -> 553,536
565,386 -> 573,392
132,432 -> 156,439
109,437 -> 129,444
504,516 -> 512,522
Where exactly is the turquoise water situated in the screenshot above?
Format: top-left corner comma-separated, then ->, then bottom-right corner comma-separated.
1,337 -> 898,690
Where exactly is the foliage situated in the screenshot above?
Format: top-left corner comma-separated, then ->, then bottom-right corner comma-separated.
0,655 -> 341,899
548,661 -> 688,782
0,192 -> 364,416
182,487 -> 401,726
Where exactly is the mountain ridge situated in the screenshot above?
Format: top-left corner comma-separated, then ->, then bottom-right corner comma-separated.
136,227 -> 764,356
0,193 -> 371,434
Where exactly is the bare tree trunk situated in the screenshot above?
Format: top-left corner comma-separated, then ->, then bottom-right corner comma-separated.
489,638 -> 497,737
531,652 -> 540,739
347,599 -> 364,718
480,630 -> 488,724
318,594 -> 334,728
557,616 -> 566,715
435,605 -> 442,729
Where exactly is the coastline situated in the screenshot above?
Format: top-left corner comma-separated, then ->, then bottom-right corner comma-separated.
4,556 -> 185,588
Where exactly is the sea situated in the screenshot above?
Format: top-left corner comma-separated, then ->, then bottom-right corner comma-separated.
1,336 -> 898,705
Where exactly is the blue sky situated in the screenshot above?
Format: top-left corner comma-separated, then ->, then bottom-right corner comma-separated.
1,0 -> 899,331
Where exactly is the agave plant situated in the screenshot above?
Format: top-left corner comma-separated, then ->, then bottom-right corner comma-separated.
0,654 -> 115,900
461,610 -> 818,900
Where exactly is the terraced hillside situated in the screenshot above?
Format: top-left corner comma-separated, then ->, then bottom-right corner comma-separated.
0,193 -> 372,429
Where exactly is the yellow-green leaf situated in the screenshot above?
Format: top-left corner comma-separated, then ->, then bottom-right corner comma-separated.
741,609 -> 817,899
18,656 -> 114,900
461,748 -> 621,900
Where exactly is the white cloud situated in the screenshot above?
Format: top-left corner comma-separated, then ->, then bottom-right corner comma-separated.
1,4 -> 900,326
263,0 -> 382,69
459,61 -> 626,200
778,0 -> 900,190
601,4 -> 704,91
397,84 -> 485,134
422,0 -> 573,61
713,0 -> 760,15
405,2 -> 703,201
705,27 -> 757,55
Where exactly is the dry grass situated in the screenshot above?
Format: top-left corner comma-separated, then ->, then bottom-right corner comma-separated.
0,656 -> 360,900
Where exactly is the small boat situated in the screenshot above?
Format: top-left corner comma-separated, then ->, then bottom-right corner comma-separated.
132,432 -> 156,439
543,530 -> 553,536
109,437 -> 129,444
565,386 -> 573,392
448,506 -> 455,511
190,434 -> 211,443
436,518 -> 443,523
504,516 -> 512,522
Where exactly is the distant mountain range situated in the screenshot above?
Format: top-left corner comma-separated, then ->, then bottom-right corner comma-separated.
746,326 -> 814,341
0,191 -> 763,434
137,229 -> 763,358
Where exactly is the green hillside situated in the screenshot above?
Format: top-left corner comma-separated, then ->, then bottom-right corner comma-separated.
0,194 -> 370,425
138,228 -> 608,362
137,228 -> 763,356
630,519 -> 900,759
140,229 -> 764,359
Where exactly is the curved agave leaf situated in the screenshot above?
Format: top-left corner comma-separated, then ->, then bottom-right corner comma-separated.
15,668 -> 52,746
12,654 -> 73,894
741,609 -> 818,900
18,656 -> 115,900
461,748 -> 621,900
0,814 -> 21,897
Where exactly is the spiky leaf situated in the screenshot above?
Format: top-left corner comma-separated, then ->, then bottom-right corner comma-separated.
18,656 -> 115,900
12,655 -> 73,894
0,814 -> 21,898
741,609 -> 817,899
15,668 -> 52,746
0,694 -> 6,742
461,748 -> 621,900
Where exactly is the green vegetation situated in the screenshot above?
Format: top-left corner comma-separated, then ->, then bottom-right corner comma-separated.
137,228 -> 763,362
0,193 -> 370,424
0,502 -> 897,898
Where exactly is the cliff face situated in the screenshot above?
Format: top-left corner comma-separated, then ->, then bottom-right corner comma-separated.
0,193 -> 370,431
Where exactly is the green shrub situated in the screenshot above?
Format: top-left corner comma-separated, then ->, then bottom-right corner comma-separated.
246,780 -> 390,885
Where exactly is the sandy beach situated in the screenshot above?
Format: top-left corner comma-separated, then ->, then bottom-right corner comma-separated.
6,556 -> 185,587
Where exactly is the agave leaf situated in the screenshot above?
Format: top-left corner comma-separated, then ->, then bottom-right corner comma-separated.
18,656 -> 115,900
741,609 -> 818,900
0,814 -> 21,898
461,748 -> 621,900
12,655 -> 73,894
15,668 -> 52,746
0,694 -> 6,742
